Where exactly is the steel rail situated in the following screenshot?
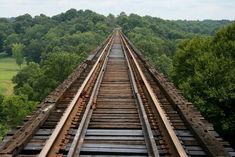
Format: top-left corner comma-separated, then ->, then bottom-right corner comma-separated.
38,33 -> 114,157
67,34 -> 114,157
121,36 -> 160,157
1,30 -> 233,157
0,35 -> 113,156
120,32 -> 188,157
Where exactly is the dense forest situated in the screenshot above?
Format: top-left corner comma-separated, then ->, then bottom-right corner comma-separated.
0,9 -> 234,147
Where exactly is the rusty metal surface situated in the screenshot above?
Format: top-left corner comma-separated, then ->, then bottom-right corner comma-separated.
121,33 -> 187,157
122,38 -> 159,157
39,31 -> 114,157
68,32 -> 151,156
0,34 -> 113,156
0,30 -> 234,157
122,32 -> 234,157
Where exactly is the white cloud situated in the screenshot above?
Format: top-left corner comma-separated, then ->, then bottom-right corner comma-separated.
0,0 -> 234,20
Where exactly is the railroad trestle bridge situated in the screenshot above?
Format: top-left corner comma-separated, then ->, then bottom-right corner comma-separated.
0,30 -> 234,157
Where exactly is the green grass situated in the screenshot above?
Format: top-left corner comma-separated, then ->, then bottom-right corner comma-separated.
0,57 -> 24,96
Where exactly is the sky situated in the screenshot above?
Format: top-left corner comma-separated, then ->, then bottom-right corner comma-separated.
0,0 -> 234,20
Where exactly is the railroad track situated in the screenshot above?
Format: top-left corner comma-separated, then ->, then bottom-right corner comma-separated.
0,30 -> 234,157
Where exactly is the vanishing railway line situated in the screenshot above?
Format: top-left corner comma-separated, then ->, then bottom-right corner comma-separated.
0,30 -> 234,157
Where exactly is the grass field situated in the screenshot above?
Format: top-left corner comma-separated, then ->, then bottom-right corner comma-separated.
0,57 -> 23,96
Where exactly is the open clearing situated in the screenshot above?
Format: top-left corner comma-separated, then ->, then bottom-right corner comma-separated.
0,57 -> 22,96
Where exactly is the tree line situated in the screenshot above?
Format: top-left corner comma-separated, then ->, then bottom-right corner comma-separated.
0,9 -> 234,147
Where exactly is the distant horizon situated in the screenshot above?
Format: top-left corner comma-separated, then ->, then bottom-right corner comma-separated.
0,9 -> 234,21
0,0 -> 234,20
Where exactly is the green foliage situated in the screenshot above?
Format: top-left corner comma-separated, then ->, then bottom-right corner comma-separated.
14,14 -> 33,34
172,22 -> 235,146
0,95 -> 37,137
1,95 -> 37,126
0,9 -> 233,146
2,9 -> 113,103
115,12 -> 233,147
0,94 -> 3,104
154,54 -> 173,77
115,13 -> 230,79
12,62 -> 41,91
0,94 -> 4,123
25,39 -> 45,63
0,57 -> 23,96
42,52 -> 83,82
13,52 -> 83,101
4,33 -> 20,55
12,62 -> 44,101
0,124 -> 7,140
0,93 -> 6,140
0,18 -> 14,54
0,94 -> 37,139
12,43 -> 25,67
174,20 -> 231,35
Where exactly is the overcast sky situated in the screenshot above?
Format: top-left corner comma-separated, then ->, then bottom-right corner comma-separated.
0,0 -> 234,20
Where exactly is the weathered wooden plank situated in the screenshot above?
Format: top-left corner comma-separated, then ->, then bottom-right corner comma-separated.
80,155 -> 148,157
188,150 -> 207,156
82,143 -> 147,149
86,129 -> 143,136
85,136 -> 145,141
80,147 -> 148,154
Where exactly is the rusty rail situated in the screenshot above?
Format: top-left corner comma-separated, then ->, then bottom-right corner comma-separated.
121,32 -> 232,157
39,32 -> 115,157
120,32 -> 188,157
0,30 -> 234,157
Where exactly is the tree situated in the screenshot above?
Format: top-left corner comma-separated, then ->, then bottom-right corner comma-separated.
12,52 -> 83,101
0,33 -> 4,53
172,23 -> 235,146
12,62 -> 57,101
12,62 -> 41,97
25,39 -> 45,63
64,9 -> 77,20
3,33 -> 20,55
107,14 -> 116,27
0,123 -> 7,140
42,52 -> 81,82
0,18 -> 14,53
1,95 -> 37,127
14,14 -> 33,34
0,9 -> 233,146
12,43 -> 25,68
24,24 -> 49,40
154,54 -> 173,77
0,94 -> 7,139
0,94 -> 4,122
